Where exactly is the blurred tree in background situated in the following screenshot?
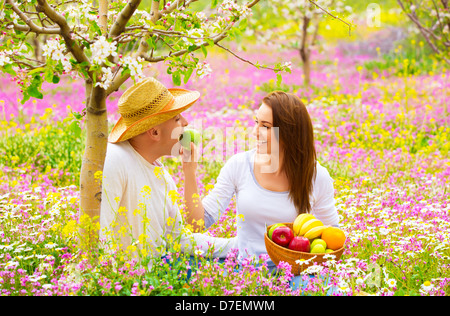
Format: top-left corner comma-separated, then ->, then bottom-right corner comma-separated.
397,0 -> 449,65
248,0 -> 354,85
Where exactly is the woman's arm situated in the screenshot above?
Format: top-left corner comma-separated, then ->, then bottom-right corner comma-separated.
183,146 -> 239,231
312,166 -> 340,227
182,142 -> 205,232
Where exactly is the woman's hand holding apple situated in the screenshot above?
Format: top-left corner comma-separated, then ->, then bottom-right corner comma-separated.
181,141 -> 198,175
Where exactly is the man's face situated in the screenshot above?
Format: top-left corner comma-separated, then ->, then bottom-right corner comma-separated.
158,113 -> 189,156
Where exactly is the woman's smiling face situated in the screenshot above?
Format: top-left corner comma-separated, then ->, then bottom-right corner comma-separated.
252,102 -> 279,155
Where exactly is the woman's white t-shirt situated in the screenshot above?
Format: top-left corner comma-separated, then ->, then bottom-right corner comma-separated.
202,149 -> 339,268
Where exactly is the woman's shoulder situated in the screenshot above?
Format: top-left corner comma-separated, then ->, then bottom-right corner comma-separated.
224,149 -> 254,166
216,150 -> 254,179
314,161 -> 334,185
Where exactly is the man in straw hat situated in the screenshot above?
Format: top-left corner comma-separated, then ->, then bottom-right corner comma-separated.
100,77 -> 235,260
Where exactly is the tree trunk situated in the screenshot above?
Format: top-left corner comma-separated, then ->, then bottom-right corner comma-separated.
79,82 -> 108,251
300,50 -> 311,86
299,17 -> 311,86
33,35 -> 43,63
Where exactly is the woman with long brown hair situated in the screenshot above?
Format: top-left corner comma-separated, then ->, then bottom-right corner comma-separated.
182,90 -> 339,271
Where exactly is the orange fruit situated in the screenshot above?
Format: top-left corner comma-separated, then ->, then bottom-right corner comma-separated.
321,227 -> 346,250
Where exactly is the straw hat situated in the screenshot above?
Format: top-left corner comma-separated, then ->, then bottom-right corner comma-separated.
108,77 -> 200,143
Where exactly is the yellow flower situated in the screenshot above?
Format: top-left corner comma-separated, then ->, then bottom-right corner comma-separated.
126,244 -> 137,254
194,218 -> 205,227
117,206 -> 127,215
141,215 -> 150,225
168,190 -> 180,205
62,220 -> 77,238
118,225 -> 128,237
51,223 -> 61,231
166,217 -> 175,227
94,170 -> 103,180
153,166 -> 164,179
138,234 -> 148,245
173,242 -> 181,252
140,185 -> 152,198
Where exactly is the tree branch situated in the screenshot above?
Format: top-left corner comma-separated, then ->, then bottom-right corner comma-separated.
6,0 -> 61,34
99,0 -> 109,35
106,70 -> 130,95
308,0 -> 352,35
160,0 -> 182,17
109,0 -> 142,38
397,0 -> 450,64
150,0 -> 161,23
36,0 -> 91,70
10,55 -> 46,70
246,0 -> 261,9
215,42 -> 282,71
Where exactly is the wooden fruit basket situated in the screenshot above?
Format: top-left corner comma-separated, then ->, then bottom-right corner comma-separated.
265,223 -> 345,275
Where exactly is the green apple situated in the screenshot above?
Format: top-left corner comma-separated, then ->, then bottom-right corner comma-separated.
310,244 -> 326,254
268,223 -> 286,240
179,128 -> 201,149
325,249 -> 334,254
310,238 -> 327,250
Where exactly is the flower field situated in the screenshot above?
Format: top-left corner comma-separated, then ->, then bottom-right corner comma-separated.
1,31 -> 449,296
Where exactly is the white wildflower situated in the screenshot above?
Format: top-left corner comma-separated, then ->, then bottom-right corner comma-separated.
386,278 -> 397,288
420,281 -> 435,294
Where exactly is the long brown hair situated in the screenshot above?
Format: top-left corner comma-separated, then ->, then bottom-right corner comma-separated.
262,91 -> 317,214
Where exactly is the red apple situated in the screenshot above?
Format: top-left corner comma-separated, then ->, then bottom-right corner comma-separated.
288,236 -> 310,253
271,226 -> 294,247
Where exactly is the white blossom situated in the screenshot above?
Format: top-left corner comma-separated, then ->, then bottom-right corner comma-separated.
196,61 -> 212,79
42,38 -> 66,62
182,28 -> 206,46
196,12 -> 208,22
0,51 -> 11,67
120,56 -> 146,82
443,25 -> 449,34
95,67 -> 114,90
91,36 -> 118,65
282,61 -> 292,71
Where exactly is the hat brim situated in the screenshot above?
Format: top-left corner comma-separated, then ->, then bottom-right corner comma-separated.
108,88 -> 200,143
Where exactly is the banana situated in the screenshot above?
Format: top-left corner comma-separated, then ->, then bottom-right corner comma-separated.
304,225 -> 328,240
293,213 -> 315,236
299,218 -> 323,236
